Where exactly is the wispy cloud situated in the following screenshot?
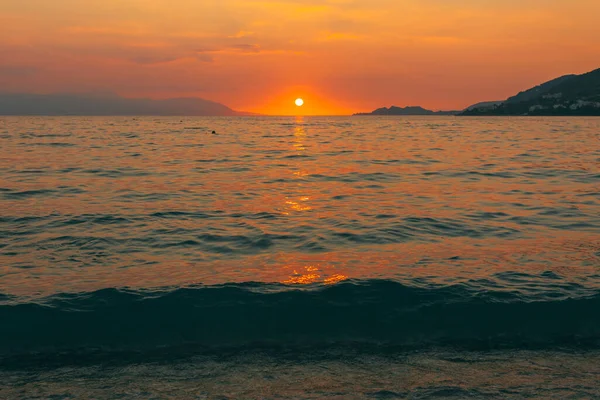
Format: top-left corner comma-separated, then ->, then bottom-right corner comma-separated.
0,65 -> 38,77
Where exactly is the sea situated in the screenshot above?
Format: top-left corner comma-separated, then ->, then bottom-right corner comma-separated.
1,116 -> 599,399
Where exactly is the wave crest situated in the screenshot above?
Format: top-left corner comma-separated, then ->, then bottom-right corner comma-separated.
2,280 -> 599,358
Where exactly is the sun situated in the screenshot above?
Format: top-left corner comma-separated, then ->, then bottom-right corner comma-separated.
295,98 -> 304,107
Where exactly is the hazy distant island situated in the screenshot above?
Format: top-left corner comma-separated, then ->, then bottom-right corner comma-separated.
354,106 -> 459,116
0,92 -> 255,116
460,67 -> 600,116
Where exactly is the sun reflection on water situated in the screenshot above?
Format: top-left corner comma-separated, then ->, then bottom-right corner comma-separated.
2,117 -> 600,297
283,264 -> 349,285
293,117 -> 306,153
282,117 -> 314,215
285,197 -> 312,212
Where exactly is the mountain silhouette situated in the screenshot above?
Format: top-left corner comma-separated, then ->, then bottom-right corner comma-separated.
461,68 -> 600,116
463,101 -> 503,111
0,93 -> 253,116
354,105 -> 459,116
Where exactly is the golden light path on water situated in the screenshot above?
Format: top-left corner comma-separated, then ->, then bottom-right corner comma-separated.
282,116 -> 349,286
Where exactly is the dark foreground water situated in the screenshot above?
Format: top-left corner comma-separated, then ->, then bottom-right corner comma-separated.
1,116 -> 599,398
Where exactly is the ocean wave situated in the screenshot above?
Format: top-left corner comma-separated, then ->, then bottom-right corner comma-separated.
1,213 -> 526,257
1,280 -> 599,360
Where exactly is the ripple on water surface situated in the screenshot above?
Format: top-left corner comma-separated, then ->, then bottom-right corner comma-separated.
1,116 -> 600,397
1,116 -> 598,298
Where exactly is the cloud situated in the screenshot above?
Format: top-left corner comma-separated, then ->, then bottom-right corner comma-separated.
2,0 -> 599,112
195,53 -> 215,63
317,32 -> 365,42
228,44 -> 261,53
0,65 -> 38,77
228,31 -> 255,38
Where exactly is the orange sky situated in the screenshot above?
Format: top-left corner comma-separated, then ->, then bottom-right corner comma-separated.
1,0 -> 600,115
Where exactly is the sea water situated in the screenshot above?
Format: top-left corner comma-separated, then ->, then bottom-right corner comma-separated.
1,116 -> 599,398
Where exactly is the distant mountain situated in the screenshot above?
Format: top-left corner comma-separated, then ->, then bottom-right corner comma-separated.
354,105 -> 459,116
461,68 -> 600,116
463,101 -> 503,111
0,93 -> 253,116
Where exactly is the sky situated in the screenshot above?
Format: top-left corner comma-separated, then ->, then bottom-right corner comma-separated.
1,0 -> 600,115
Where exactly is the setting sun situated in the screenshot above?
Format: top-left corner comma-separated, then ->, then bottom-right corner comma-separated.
295,98 -> 304,107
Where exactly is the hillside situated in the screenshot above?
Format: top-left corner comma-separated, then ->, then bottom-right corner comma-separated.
461,68 -> 600,116
464,101 -> 503,111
